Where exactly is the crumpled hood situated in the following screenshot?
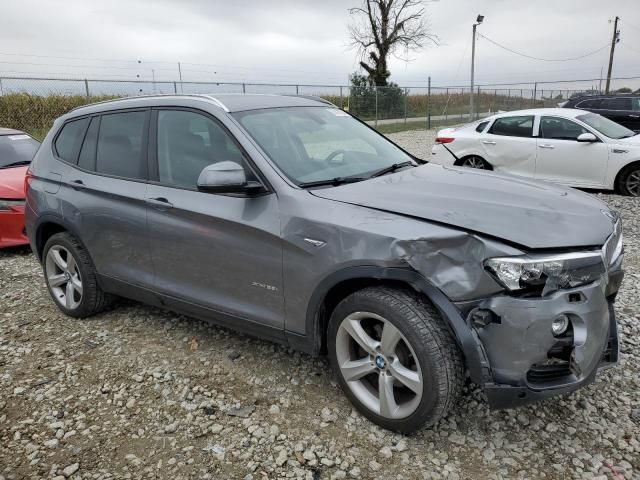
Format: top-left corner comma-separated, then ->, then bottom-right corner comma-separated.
310,164 -> 615,249
0,165 -> 28,199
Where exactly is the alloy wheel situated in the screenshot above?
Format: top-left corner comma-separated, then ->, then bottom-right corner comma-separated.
461,156 -> 486,169
625,170 -> 640,197
45,245 -> 83,310
335,311 -> 423,419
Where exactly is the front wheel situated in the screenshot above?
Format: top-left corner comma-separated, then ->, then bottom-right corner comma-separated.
617,163 -> 640,196
328,287 -> 464,433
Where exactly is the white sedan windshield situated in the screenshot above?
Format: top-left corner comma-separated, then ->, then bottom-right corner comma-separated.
577,113 -> 636,139
234,107 -> 414,185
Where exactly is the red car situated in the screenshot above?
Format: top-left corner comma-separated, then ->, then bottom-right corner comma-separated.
0,128 -> 40,248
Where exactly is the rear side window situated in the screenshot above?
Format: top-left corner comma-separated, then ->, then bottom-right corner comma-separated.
55,118 -> 89,163
96,111 -> 148,180
475,121 -> 489,133
488,116 -> 534,137
605,98 -> 632,110
78,117 -> 100,171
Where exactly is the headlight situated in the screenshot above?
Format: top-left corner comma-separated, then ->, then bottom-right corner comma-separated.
0,199 -> 25,211
484,252 -> 605,295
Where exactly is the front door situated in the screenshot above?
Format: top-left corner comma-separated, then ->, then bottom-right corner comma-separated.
535,115 -> 608,187
146,108 -> 284,329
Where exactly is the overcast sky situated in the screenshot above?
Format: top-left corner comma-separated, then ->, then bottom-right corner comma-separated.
1,0 -> 639,90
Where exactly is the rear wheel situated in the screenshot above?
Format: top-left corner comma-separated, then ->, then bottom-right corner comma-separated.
327,287 -> 464,433
617,163 -> 640,196
459,155 -> 492,170
43,232 -> 114,318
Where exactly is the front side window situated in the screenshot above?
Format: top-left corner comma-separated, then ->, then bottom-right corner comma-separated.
540,117 -> 589,141
156,110 -> 248,189
576,113 -> 636,139
0,134 -> 40,168
96,111 -> 147,180
234,107 -> 413,185
55,118 -> 89,163
488,116 -> 534,138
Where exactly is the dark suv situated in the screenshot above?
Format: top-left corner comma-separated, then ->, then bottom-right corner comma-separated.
563,94 -> 640,131
25,94 -> 623,433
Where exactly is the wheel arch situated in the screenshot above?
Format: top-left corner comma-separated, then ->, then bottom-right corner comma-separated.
303,266 -> 488,384
34,215 -> 88,263
454,154 -> 493,170
614,159 -> 640,194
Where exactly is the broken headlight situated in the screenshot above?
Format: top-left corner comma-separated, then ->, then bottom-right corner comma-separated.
484,252 -> 606,295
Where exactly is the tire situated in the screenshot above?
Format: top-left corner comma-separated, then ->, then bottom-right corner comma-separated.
458,155 -> 492,170
616,163 -> 640,197
42,232 -> 114,318
327,286 -> 464,434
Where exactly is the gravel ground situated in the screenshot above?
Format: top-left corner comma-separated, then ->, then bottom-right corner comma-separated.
1,130 -> 639,480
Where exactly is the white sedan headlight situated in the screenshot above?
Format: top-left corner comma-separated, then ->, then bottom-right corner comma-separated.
484,252 -> 606,295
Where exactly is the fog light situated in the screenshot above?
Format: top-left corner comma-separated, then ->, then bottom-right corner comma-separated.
551,315 -> 570,336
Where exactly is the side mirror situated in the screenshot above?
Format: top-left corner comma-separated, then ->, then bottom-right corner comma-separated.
577,132 -> 598,143
197,161 -> 264,195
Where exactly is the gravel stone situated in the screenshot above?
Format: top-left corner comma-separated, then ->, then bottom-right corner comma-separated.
0,130 -> 638,479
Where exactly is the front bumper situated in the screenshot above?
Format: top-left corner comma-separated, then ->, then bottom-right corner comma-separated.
0,206 -> 28,248
459,258 -> 623,409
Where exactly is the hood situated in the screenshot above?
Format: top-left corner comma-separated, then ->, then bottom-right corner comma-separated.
0,165 -> 28,199
617,134 -> 640,146
310,164 -> 615,249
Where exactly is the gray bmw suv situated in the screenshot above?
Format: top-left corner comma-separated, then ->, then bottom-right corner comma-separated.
25,94 -> 623,433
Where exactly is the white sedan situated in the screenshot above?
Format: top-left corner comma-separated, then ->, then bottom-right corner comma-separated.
430,108 -> 640,196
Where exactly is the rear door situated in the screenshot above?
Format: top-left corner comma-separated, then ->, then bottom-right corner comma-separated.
62,110 -> 154,286
535,115 -> 608,187
480,115 -> 537,177
146,108 -> 284,330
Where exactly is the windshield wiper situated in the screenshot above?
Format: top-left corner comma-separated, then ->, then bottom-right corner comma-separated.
369,160 -> 415,178
0,160 -> 31,169
299,176 -> 368,188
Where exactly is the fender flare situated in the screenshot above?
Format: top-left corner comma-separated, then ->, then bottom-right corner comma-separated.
304,266 -> 490,384
33,214 -> 88,262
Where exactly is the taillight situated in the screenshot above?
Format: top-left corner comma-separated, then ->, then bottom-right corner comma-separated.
24,168 -> 34,195
435,137 -> 455,144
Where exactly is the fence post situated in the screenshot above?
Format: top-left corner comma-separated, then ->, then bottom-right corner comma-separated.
375,86 -> 378,128
445,88 -> 448,121
520,89 -> 523,109
340,86 -> 343,109
173,82 -> 177,94
242,83 -> 246,94
0,78 -> 3,96
533,82 -> 538,107
476,86 -> 480,120
84,79 -> 90,100
427,77 -> 431,130
404,88 -> 408,124
296,85 -> 299,95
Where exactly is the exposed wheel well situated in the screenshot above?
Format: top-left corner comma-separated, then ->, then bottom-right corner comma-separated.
614,160 -> 640,193
35,222 -> 67,260
316,278 -> 417,355
454,154 -> 493,170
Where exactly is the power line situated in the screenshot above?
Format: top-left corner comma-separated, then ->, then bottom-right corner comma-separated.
619,18 -> 640,34
477,33 -> 610,62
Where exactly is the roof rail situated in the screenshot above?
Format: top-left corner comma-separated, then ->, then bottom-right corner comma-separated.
282,94 -> 337,107
68,93 -> 226,113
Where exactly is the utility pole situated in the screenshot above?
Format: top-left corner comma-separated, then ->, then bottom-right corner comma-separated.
605,16 -> 620,94
470,15 -> 484,120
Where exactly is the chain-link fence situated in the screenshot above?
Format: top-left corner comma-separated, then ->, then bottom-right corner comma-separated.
1,75 -> 639,139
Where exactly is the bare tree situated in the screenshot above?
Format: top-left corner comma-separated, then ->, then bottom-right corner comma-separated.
348,0 -> 437,86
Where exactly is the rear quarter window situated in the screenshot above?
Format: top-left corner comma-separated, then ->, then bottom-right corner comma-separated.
55,118 -> 90,163
475,121 -> 489,133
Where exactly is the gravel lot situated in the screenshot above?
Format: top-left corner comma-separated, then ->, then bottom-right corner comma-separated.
1,130 -> 638,480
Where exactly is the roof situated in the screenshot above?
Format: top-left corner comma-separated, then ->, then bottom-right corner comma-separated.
488,108 -> 590,119
69,93 -> 335,116
0,127 -> 25,136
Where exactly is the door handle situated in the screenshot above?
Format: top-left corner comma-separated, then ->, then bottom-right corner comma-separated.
70,179 -> 86,190
538,144 -> 555,149
146,197 -> 174,210
482,140 -> 496,145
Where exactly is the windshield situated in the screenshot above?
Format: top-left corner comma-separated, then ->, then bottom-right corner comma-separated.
576,113 -> 636,139
0,134 -> 40,168
234,107 -> 414,185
